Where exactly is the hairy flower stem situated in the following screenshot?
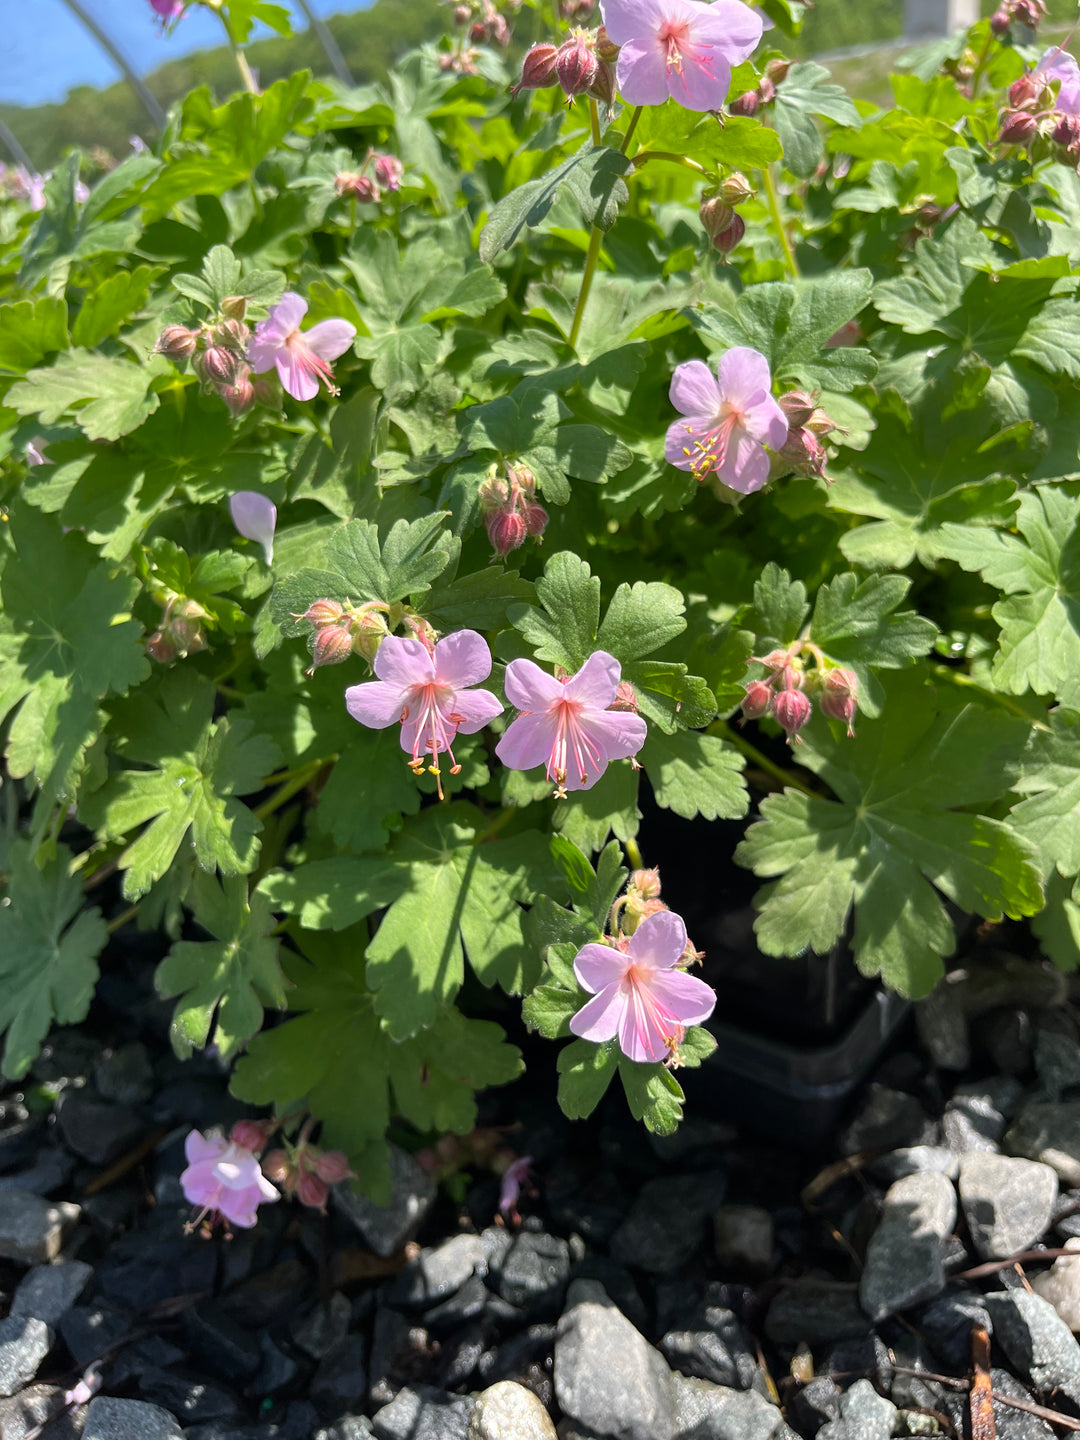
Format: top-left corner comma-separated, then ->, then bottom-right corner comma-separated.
710,720 -> 817,796
217,10 -> 260,95
254,759 -> 330,821
761,163 -> 799,278
107,904 -> 142,935
624,837 -> 644,869
620,106 -> 644,156
569,224 -> 604,351
633,151 -> 706,174
589,96 -> 602,147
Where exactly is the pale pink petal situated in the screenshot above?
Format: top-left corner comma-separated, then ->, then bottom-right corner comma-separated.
670,360 -> 722,419
600,0 -> 663,44
615,37 -> 670,105
575,941 -> 632,993
230,491 -> 276,564
276,349 -> 319,402
715,432 -> 771,494
180,1164 -> 219,1209
399,709 -> 430,758
694,0 -> 764,62
445,687 -> 503,733
646,967 -> 717,1024
345,680 -> 409,730
665,414 -> 715,471
667,39 -> 731,110
576,709 -> 648,764
617,982 -> 670,1062
255,1171 -> 281,1202
716,347 -> 773,410
563,651 -> 621,708
569,984 -> 626,1044
214,1146 -> 262,1189
266,291 -> 308,338
504,658 -> 564,711
302,318 -> 357,363
628,909 -> 687,969
496,711 -> 557,771
433,630 -> 493,690
1038,48 -> 1080,113
184,1129 -> 225,1166
246,335 -> 283,374
218,1194 -> 260,1228
373,635 -> 435,688
743,391 -> 789,450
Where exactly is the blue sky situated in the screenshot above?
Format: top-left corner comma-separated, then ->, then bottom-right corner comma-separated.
2,1 -> 372,107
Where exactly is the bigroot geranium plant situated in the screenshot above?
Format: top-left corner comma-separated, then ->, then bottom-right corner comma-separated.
2,0 -> 1080,1199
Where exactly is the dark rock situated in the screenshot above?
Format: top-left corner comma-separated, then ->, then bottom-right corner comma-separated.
495,1232 -> 570,1311
83,1397 -> 183,1440
96,1235 -> 217,1311
315,1421 -> 376,1440
787,1377 -> 842,1438
184,1300 -> 263,1381
568,1258 -> 647,1333
436,1323 -> 488,1390
959,1152 -> 1058,1259
93,1044 -> 154,1107
0,1189 -> 80,1263
838,1087 -> 932,1157
467,1380 -> 556,1439
944,1080 -> 1020,1155
660,1302 -> 757,1390
313,1335 -> 370,1416
819,1334 -> 891,1384
0,1118 -> 46,1176
60,1305 -> 131,1368
55,1093 -> 145,1167
915,986 -> 969,1070
712,1206 -> 773,1274
1007,1102 -> 1080,1185
648,1119 -> 736,1164
985,1288 -> 1080,1402
859,1173 -> 956,1322
610,1172 -> 726,1275
333,1148 -> 436,1258
252,1332 -> 302,1396
983,1009 -> 1036,1074
372,1384 -> 474,1440
990,1368 -> 1055,1439
291,1292 -> 352,1360
0,1315 -> 51,1396
422,1235 -> 487,1302
424,1274 -> 491,1330
764,1282 -> 869,1347
554,1280 -> 675,1440
914,1292 -> 992,1369
670,1376 -> 785,1439
477,1324 -> 555,1391
867,1147 -> 959,1184
1035,1028 -> 1080,1100
138,1368 -> 245,1425
369,1307 -> 434,1404
817,1380 -> 896,1440
0,1148 -> 76,1197
33,1035 -> 101,1086
12,1259 -> 93,1326
220,1257 -> 312,1328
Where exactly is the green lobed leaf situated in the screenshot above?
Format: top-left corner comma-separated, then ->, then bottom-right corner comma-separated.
7,351 -> 171,442
479,145 -> 633,262
641,729 -> 748,822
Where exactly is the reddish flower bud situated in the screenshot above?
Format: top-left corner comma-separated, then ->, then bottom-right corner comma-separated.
991,7 -> 1012,34
261,1149 -> 293,1183
230,1120 -> 268,1152
740,679 -> 774,720
306,623 -> 354,674
588,60 -> 616,105
200,345 -> 240,386
1009,73 -> 1040,109
312,1149 -> 354,1184
146,630 -> 178,664
595,25 -> 619,61
773,687 -> 812,742
717,171 -> 753,205
1013,0 -> 1046,25
757,76 -> 777,105
630,867 -> 661,899
999,108 -> 1038,145
335,171 -> 381,202
214,317 -> 250,352
1053,113 -> 1080,150
479,475 -> 511,507
764,57 -> 790,86
777,425 -> 829,480
699,195 -> 734,240
219,371 -> 255,418
609,680 -> 639,713
712,212 -> 746,255
825,320 -> 862,350
300,598 -> 346,627
157,324 -> 199,359
297,1170 -> 330,1211
521,501 -> 548,538
508,462 -> 537,498
556,32 -> 600,97
819,668 -> 858,736
453,3 -> 472,22
779,390 -> 817,429
511,44 -> 559,94
485,508 -> 528,557
373,154 -> 403,191
728,89 -> 760,117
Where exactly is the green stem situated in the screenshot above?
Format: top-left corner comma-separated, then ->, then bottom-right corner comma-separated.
254,759 -> 329,820
710,720 -> 818,796
568,223 -> 604,352
476,807 -> 517,844
218,9 -> 260,95
633,150 -> 706,174
589,96 -> 602,147
762,163 -> 799,279
624,837 -> 643,869
107,904 -> 141,935
619,105 -> 643,157
931,666 -> 1051,730
970,27 -> 995,99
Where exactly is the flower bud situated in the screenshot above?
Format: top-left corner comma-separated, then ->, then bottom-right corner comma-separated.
261,1149 -> 294,1184
819,668 -> 858,736
1009,73 -> 1040,109
764,57 -> 790,86
741,679 -> 774,720
777,425 -> 829,480
312,1149 -> 354,1183
373,154 -> 403,191
485,507 -> 528,557
555,31 -> 600,97
609,680 -> 639,712
825,320 -> 862,349
1014,0 -> 1046,25
350,606 -> 391,664
521,501 -> 548,538
219,371 -> 255,418
478,475 -> 511,507
757,76 -> 777,105
990,6 -> 1012,34
718,171 -> 753,205
230,1120 -> 268,1152
728,89 -> 759,117
712,212 -> 745,256
157,324 -> 199,359
595,25 -> 619,61
1053,113 -> 1080,150
699,195 -> 735,240
306,623 -> 354,674
301,598 -> 347,627
221,295 -> 248,320
200,344 -> 240,386
779,390 -> 817,429
214,317 -> 250,352
588,60 -> 616,105
630,867 -> 661,899
453,3 -> 472,22
146,630 -> 178,664
512,43 -> 560,94
773,687 -> 812,742
297,1169 -> 330,1210
999,109 -> 1038,145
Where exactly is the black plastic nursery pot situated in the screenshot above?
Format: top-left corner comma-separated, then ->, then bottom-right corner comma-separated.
635,784 -> 911,1147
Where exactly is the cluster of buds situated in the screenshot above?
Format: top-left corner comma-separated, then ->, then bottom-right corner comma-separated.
559,0 -> 595,17
416,1128 -> 534,1220
770,391 -> 838,483
699,171 -> 754,258
607,867 -> 703,965
146,596 -> 209,664
728,57 -> 790,118
294,597 -> 393,674
257,1127 -> 354,1213
741,647 -> 859,744
990,0 -> 1047,35
157,300 -> 270,418
997,66 -> 1080,164
478,463 -> 548,558
442,0 -> 517,71
512,26 -> 618,105
334,151 -> 404,205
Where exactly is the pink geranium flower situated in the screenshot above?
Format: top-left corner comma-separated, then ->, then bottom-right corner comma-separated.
495,651 -> 647,796
180,1129 -> 280,1230
600,0 -> 763,110
345,630 -> 503,796
247,293 -> 356,402
229,490 -> 277,565
1036,46 -> 1080,113
570,910 -> 716,1063
665,346 -> 788,494
149,0 -> 186,26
